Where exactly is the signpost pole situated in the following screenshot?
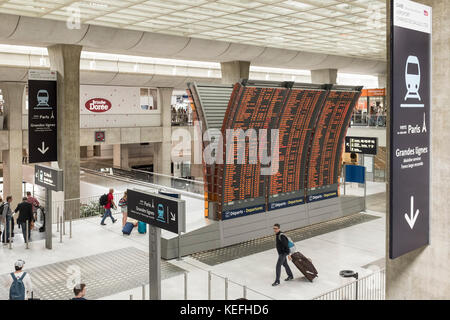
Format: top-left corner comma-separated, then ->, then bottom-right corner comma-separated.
149,224 -> 161,300
177,231 -> 182,261
45,189 -> 52,249
364,167 -> 367,212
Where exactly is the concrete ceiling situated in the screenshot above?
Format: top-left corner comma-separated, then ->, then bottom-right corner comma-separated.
0,1 -> 387,74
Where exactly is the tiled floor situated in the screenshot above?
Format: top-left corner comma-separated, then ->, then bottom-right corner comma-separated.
0,182 -> 387,300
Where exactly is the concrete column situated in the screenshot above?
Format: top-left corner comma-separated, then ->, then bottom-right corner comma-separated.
220,61 -> 250,84
47,44 -> 82,209
154,88 -> 173,176
87,146 -> 94,158
0,82 -> 24,207
113,144 -> 129,170
378,74 -> 387,89
311,69 -> 338,84
386,0 -> 450,299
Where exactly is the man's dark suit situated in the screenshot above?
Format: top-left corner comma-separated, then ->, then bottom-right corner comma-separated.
15,201 -> 34,241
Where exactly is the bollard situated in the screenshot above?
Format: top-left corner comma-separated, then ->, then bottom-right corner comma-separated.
130,294 -> 133,300
208,271 -> 212,300
25,221 -> 29,249
56,208 -> 60,233
243,286 -> 247,299
142,284 -> 146,300
184,272 -> 188,300
63,209 -> 66,236
225,278 -> 229,300
59,216 -> 63,243
9,220 -> 12,250
70,207 -> 73,239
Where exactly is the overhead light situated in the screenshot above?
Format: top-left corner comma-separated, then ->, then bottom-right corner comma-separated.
90,60 -> 96,70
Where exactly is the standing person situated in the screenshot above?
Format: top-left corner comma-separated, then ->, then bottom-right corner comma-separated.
5,260 -> 33,300
71,283 -> 87,300
118,191 -> 128,228
100,188 -> 117,226
15,197 -> 34,242
272,223 -> 294,286
26,191 -> 40,222
1,196 -> 13,244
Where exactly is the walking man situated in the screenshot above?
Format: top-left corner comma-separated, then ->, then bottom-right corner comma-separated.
272,223 -> 294,286
26,192 -> 40,221
5,260 -> 33,300
15,197 -> 34,242
100,188 -> 117,225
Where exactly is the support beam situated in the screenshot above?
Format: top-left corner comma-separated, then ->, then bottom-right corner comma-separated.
311,69 -> 338,84
386,0 -> 450,299
154,88 -> 173,176
47,44 -> 82,215
113,144 -> 130,170
378,74 -> 387,89
220,61 -> 250,84
0,82 -> 24,208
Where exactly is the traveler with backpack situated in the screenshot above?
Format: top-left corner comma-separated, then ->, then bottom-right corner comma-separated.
26,192 -> 40,221
6,259 -> 33,300
272,223 -> 294,286
100,189 -> 117,226
118,191 -> 128,228
1,196 -> 14,244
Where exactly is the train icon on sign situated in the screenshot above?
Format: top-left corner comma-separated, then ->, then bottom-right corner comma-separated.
157,204 -> 165,223
404,56 -> 421,101
36,90 -> 51,109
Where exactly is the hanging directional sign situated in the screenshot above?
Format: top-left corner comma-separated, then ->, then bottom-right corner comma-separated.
34,164 -> 64,192
345,137 -> 378,155
127,189 -> 186,234
28,70 -> 58,163
389,0 -> 431,259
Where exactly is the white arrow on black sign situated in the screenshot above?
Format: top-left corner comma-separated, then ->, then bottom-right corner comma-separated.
170,212 -> 176,221
38,141 -> 49,154
404,196 -> 420,230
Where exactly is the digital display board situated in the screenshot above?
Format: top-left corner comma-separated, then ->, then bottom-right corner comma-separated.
306,90 -> 361,200
345,136 -> 378,155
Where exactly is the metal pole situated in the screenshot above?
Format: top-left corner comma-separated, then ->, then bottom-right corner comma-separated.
184,272 -> 188,300
70,202 -> 72,239
208,271 -> 212,300
59,216 -> 63,243
56,207 -> 60,233
8,219 -> 12,250
45,189 -> 52,250
344,165 -> 346,195
364,167 -> 367,212
243,285 -> 247,299
177,231 -> 182,261
355,273 -> 359,300
129,294 -> 133,300
149,225 -> 161,300
63,208 -> 66,235
142,284 -> 146,300
225,277 -> 228,300
25,221 -> 29,249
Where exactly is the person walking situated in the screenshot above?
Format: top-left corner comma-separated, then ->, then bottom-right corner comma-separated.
272,223 -> 294,286
118,191 -> 128,228
4,260 -> 33,300
100,188 -> 117,225
26,192 -> 40,222
71,283 -> 87,300
15,197 -> 34,242
1,196 -> 13,244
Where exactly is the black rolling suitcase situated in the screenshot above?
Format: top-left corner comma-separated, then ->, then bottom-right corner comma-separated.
291,252 -> 318,282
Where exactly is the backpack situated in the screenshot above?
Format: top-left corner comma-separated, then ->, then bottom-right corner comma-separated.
280,233 -> 297,255
118,198 -> 127,208
9,272 -> 27,300
0,202 -> 5,217
99,194 -> 108,206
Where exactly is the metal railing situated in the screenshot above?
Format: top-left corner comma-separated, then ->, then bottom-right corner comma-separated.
313,268 -> 385,300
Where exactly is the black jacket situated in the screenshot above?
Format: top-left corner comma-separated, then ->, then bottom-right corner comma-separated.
14,202 -> 34,224
275,232 -> 290,255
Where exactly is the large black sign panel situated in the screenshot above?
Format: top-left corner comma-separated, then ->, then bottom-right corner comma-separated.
127,189 -> 186,234
34,165 -> 64,192
390,0 -> 431,259
28,71 -> 58,163
345,137 -> 378,155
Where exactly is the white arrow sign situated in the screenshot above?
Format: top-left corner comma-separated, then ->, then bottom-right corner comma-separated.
170,212 -> 176,221
38,141 -> 49,154
404,196 -> 420,229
